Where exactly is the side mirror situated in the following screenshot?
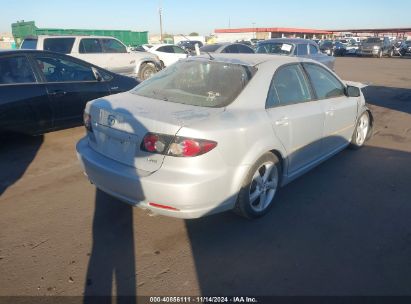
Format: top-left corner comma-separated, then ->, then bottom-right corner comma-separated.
92,67 -> 103,82
346,85 -> 360,97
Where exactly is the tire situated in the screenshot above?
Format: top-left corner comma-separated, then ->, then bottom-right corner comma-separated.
139,63 -> 157,81
350,112 -> 371,150
234,153 -> 281,219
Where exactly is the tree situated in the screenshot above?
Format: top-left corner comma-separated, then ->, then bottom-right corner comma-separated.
189,32 -> 199,37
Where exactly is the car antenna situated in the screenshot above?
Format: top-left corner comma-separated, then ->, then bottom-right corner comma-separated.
206,51 -> 215,60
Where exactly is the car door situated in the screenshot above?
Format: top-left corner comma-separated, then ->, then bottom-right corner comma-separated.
302,63 -> 358,154
32,54 -> 111,129
155,46 -> 176,67
0,54 -> 53,134
172,45 -> 188,63
266,63 -> 325,175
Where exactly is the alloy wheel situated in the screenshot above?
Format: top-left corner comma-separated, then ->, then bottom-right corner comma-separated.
355,113 -> 369,146
249,162 -> 278,212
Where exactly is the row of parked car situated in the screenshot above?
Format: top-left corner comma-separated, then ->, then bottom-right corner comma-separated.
317,37 -> 411,58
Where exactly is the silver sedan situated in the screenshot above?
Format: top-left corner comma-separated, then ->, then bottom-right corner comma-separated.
76,54 -> 373,219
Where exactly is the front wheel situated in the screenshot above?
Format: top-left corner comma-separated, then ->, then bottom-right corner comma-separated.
139,63 -> 157,81
350,112 -> 371,149
234,153 -> 280,219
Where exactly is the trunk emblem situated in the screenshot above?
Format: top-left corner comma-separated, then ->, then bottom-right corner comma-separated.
108,115 -> 116,127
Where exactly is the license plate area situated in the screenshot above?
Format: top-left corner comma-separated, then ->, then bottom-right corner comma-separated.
90,124 -> 139,167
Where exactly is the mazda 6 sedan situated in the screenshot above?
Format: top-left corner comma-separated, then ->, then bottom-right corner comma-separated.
76,54 -> 373,219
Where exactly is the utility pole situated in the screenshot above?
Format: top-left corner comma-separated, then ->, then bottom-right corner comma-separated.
159,7 -> 163,42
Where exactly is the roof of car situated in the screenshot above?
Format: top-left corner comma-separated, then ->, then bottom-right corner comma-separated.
189,53 -> 308,67
259,38 -> 317,45
0,49 -> 48,55
30,35 -> 121,39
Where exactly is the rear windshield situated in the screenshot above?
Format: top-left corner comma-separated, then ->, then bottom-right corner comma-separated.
365,38 -> 382,43
132,60 -> 256,108
200,44 -> 221,52
256,43 -> 294,55
21,39 -> 38,49
43,38 -> 75,54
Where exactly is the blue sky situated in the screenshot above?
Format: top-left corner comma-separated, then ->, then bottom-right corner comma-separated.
1,0 -> 410,35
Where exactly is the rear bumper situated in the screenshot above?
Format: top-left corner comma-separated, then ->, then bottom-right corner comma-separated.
76,137 -> 247,219
358,49 -> 379,56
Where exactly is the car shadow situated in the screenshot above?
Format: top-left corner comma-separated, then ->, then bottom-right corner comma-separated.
363,86 -> 411,115
84,190 -> 137,304
0,133 -> 43,197
185,144 -> 411,295
83,99 -> 147,304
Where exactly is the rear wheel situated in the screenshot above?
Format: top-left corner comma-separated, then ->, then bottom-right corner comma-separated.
350,112 -> 370,149
139,63 -> 157,81
234,153 -> 280,219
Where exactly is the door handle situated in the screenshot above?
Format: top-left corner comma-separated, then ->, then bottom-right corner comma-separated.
275,117 -> 289,126
49,90 -> 67,97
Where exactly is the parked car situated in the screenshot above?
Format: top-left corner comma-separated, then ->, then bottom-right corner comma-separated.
148,44 -> 188,68
20,35 -> 161,80
200,43 -> 255,54
177,40 -> 204,53
257,38 -> 335,70
319,40 -> 332,55
76,54 -> 372,219
0,50 -> 138,135
345,40 -> 360,56
130,44 -> 153,52
399,40 -> 411,56
357,37 -> 392,58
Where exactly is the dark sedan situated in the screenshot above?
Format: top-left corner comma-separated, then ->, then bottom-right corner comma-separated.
319,40 -> 346,56
0,50 -> 138,135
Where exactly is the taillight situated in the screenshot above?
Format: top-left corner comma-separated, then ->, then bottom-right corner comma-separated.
141,133 -> 217,157
83,112 -> 92,132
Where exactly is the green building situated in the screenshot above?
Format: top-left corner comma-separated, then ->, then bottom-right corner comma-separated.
12,20 -> 148,47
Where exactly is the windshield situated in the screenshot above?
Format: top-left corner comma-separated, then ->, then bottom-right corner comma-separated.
21,39 -> 38,49
365,38 -> 382,43
256,43 -> 294,55
132,60 -> 256,108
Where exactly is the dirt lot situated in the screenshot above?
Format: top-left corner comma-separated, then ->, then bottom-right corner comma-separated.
1,57 -> 411,297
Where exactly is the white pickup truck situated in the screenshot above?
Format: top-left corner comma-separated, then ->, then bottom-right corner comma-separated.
20,35 -> 161,80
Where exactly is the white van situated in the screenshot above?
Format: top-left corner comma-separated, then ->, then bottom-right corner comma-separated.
21,35 -> 161,80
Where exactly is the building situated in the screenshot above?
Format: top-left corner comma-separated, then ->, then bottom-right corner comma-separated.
329,28 -> 411,40
0,33 -> 15,49
214,27 -> 333,42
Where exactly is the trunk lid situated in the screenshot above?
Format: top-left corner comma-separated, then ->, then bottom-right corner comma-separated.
87,91 -> 223,173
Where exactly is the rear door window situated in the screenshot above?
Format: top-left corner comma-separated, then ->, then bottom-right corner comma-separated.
237,44 -> 254,53
0,56 -> 36,84
43,38 -> 75,54
158,46 -> 175,53
35,56 -> 96,82
267,64 -> 312,107
303,63 -> 345,99
79,39 -> 103,54
101,39 -> 127,53
223,45 -> 239,53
